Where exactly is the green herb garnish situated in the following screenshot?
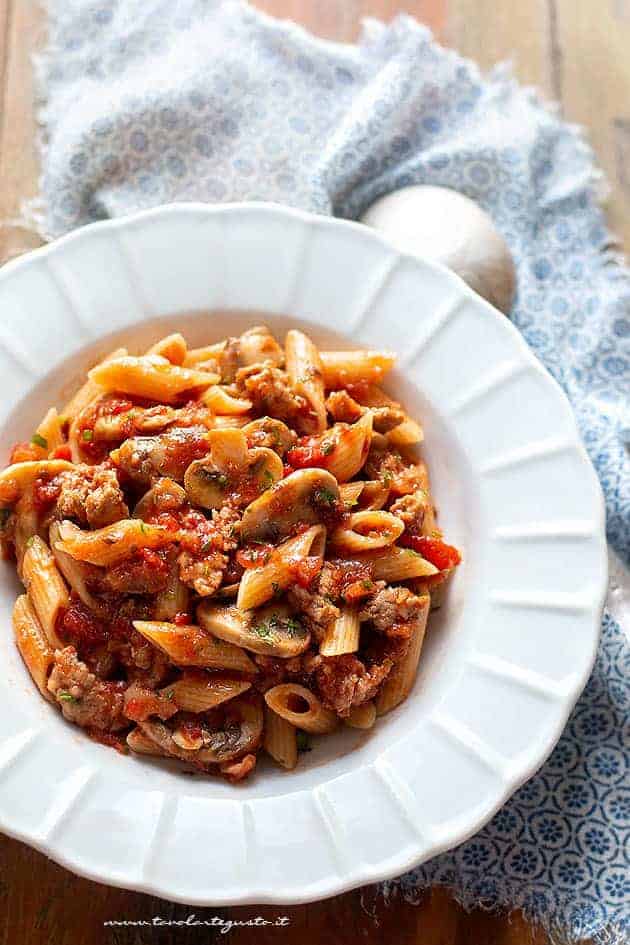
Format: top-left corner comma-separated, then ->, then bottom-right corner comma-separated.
321,439 -> 335,456
313,487 -> 337,507
81,429 -> 94,442
31,433 -> 48,449
25,536 -> 36,549
361,579 -> 374,590
57,691 -> 78,703
381,470 -> 393,486
164,689 -> 175,701
201,469 -> 228,488
260,469 -> 274,491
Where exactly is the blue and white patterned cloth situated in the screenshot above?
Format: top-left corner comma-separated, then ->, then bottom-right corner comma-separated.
33,1 -> 629,940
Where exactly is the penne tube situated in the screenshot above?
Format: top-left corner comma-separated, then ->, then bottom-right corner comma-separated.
285,329 -> 326,433
22,536 -> 68,649
201,385 -> 253,415
49,521 -> 105,616
183,341 -> 225,367
263,704 -> 298,769
153,559 -> 189,621
319,350 -> 396,388
132,621 -> 257,673
238,326 -> 284,367
345,701 -> 376,730
357,480 -> 390,510
355,546 -> 438,582
146,333 -> 187,365
54,519 -> 173,567
13,595 -> 55,701
236,525 -> 325,611
35,408 -> 65,456
320,606 -> 360,657
14,493 -> 39,579
264,683 -> 337,734
0,459 -> 74,507
160,672 -> 251,713
62,347 -> 128,421
329,510 -> 404,553
88,355 -> 218,404
325,412 -> 373,482
376,594 -> 430,715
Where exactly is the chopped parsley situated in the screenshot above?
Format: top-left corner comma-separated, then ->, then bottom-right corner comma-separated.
252,614 -> 303,641
381,470 -> 393,486
57,691 -> 78,703
271,581 -> 281,597
139,522 -> 148,535
320,439 -> 335,456
313,487 -> 337,507
201,539 -> 215,554
201,469 -> 228,488
296,731 -> 311,753
25,536 -> 36,549
260,469 -> 275,491
81,429 -> 94,442
31,433 -> 48,449
164,689 -> 175,701
361,579 -> 374,591
0,508 -> 11,529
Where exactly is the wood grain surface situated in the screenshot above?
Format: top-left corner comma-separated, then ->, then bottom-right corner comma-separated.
0,1 -> 623,942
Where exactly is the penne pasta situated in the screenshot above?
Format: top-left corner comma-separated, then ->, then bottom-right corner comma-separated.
61,347 -> 128,421
35,408 -> 65,456
88,355 -> 218,403
0,459 -> 74,507
161,673 -> 251,713
239,326 -> 284,367
345,701 -> 376,730
236,525 -> 325,611
132,621 -> 257,673
21,535 -> 68,649
263,705 -> 297,769
355,546 -> 438,582
325,412 -> 373,482
201,385 -> 253,415
319,349 -> 396,388
146,332 -> 187,364
13,595 -> 55,701
1,325 -> 460,783
376,594 -> 430,715
329,510 -> 404,553
285,329 -> 326,433
54,519 -> 173,567
320,606 -> 360,657
264,684 -> 337,734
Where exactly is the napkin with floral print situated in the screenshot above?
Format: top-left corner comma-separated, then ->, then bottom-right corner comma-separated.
31,1 -> 630,941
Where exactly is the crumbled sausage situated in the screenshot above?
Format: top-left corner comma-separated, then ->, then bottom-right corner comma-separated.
288,585 -> 339,642
56,465 -> 128,528
47,646 -> 126,730
237,365 -> 307,425
360,586 -> 428,637
325,390 -> 364,424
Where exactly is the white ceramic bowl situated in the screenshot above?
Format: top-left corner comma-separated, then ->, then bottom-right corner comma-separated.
0,203 -> 606,904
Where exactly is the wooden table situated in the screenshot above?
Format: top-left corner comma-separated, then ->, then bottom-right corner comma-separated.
0,2 -> 624,942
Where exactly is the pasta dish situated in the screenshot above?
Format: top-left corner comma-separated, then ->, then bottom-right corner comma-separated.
0,326 -> 460,781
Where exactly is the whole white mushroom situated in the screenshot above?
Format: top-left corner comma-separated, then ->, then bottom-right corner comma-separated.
360,185 -> 516,314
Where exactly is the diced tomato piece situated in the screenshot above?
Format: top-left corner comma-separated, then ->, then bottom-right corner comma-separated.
236,544 -> 273,569
286,435 -> 329,470
174,612 -> 191,626
51,444 -> 72,461
32,475 -> 62,511
290,554 -> 323,588
402,535 -> 462,571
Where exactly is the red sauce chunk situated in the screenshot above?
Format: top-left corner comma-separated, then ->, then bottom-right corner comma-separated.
401,534 -> 462,571
286,434 -> 334,470
32,474 -> 62,512
58,598 -> 107,647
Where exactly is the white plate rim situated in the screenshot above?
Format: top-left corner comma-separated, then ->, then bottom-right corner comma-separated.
0,202 -> 608,904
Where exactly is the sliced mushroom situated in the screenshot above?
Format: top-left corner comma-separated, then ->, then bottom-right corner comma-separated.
110,425 -> 211,484
132,478 -> 187,519
184,428 -> 282,509
242,417 -> 296,457
197,601 -> 310,657
139,693 -> 263,766
240,468 -> 340,542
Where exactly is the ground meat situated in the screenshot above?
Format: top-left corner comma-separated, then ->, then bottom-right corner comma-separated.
112,425 -> 210,484
370,405 -> 406,434
389,491 -> 429,530
315,653 -> 395,717
252,653 -> 306,692
237,365 -> 307,425
325,390 -> 364,424
123,681 -> 178,723
238,326 -> 285,368
114,629 -> 170,688
47,646 -> 126,731
55,465 -> 128,528
178,549 -> 228,596
211,505 -> 241,548
288,585 -> 339,642
364,446 -> 426,497
360,586 -> 428,637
